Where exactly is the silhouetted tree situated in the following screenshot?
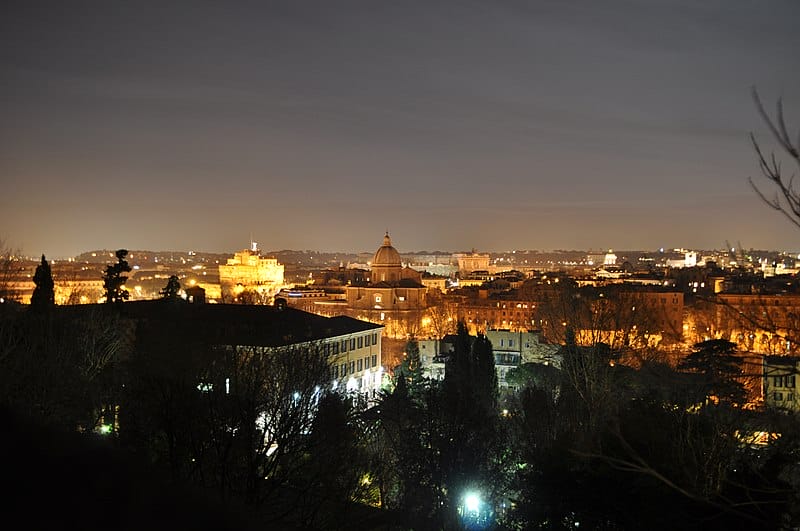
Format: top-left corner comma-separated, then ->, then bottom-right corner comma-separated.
559,340 -> 619,446
0,237 -> 21,302
103,249 -> 132,303
505,361 -> 561,393
425,290 -> 458,338
393,337 -> 425,395
678,338 -> 745,406
371,373 -> 444,527
294,392 -> 374,529
736,123 -> 800,378
30,254 -> 55,310
439,322 -> 504,526
506,351 -> 796,530
159,275 -> 181,300
368,325 -> 506,528
0,306 -> 132,432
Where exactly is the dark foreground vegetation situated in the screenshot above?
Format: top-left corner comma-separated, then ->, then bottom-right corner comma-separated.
2,287 -> 800,530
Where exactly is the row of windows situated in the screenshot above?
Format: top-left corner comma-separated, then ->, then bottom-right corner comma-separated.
468,311 -> 533,318
470,300 -> 682,310
774,392 -> 795,402
494,353 -> 520,365
374,294 -> 408,303
468,319 -> 525,327
728,298 -> 800,307
333,354 -> 379,379
332,332 -> 379,354
773,375 -> 797,388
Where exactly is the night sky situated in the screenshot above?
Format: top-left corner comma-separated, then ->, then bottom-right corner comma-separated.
2,0 -> 800,258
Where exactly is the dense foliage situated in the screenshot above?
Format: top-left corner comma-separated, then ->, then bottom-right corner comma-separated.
2,304 -> 800,530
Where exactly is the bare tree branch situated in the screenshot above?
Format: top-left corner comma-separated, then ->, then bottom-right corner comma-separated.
749,88 -> 800,228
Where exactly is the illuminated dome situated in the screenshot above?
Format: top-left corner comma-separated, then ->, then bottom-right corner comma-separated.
372,232 -> 402,267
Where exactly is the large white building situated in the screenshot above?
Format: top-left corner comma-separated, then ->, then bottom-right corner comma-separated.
218,242 -> 285,301
120,299 -> 385,398
454,250 -> 491,276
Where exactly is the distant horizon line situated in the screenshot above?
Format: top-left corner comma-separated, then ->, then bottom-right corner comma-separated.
21,245 -> 800,261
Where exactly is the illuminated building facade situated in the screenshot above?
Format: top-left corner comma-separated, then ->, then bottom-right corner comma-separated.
705,293 -> 800,354
763,356 -> 799,412
342,233 -> 428,335
118,299 -> 385,397
455,250 -> 490,275
218,242 -> 285,301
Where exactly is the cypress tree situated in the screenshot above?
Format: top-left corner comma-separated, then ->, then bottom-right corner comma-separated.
160,275 -> 181,300
30,254 -> 55,310
103,249 -> 132,303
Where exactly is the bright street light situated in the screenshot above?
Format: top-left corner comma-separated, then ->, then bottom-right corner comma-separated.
464,492 -> 481,513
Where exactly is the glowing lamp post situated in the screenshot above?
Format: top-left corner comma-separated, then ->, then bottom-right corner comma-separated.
464,492 -> 481,515
460,490 -> 492,529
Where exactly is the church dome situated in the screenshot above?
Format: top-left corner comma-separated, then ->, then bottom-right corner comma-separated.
372,232 -> 402,267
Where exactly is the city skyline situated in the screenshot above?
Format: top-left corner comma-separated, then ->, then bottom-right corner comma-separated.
2,1 -> 800,258
12,240 -> 800,264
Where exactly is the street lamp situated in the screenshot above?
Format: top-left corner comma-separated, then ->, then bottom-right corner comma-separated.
464,492 -> 481,514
